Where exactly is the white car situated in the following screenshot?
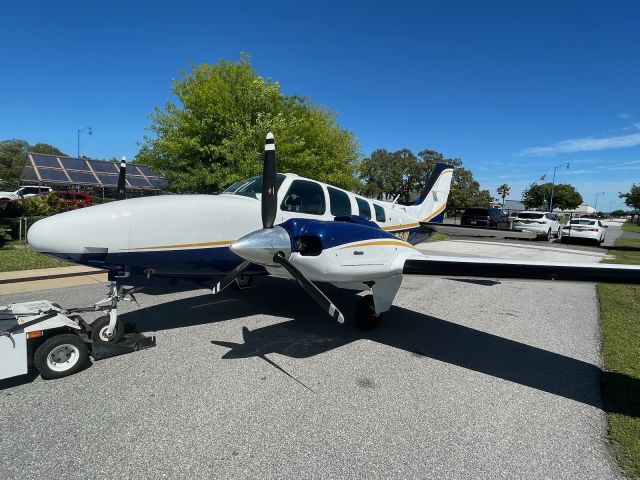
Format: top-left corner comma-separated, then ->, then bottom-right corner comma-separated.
560,218 -> 606,245
512,211 -> 561,239
0,185 -> 52,208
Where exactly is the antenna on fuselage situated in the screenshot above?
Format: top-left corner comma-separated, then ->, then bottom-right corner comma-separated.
115,156 -> 126,201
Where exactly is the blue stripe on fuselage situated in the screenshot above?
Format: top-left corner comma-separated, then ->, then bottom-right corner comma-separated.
49,246 -> 263,278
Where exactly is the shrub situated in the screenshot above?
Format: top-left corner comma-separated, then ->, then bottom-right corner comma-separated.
0,224 -> 11,247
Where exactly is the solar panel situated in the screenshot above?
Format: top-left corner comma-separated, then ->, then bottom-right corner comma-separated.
31,154 -> 61,168
67,171 -> 98,184
22,166 -> 39,181
148,177 -> 168,189
60,157 -> 89,171
22,152 -> 165,190
96,173 -> 119,186
126,176 -> 151,188
38,168 -> 70,182
134,165 -> 156,176
88,160 -> 118,173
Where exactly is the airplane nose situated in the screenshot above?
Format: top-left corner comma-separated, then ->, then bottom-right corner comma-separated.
27,217 -> 55,253
230,226 -> 292,266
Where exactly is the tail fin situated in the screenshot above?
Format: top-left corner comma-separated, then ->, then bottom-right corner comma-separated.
408,163 -> 454,223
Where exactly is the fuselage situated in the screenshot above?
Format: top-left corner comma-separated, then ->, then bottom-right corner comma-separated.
27,171 -> 452,282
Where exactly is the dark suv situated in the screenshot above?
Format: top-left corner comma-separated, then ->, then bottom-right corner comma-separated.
460,207 -> 509,228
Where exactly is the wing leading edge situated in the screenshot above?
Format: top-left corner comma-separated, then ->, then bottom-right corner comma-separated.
403,255 -> 640,284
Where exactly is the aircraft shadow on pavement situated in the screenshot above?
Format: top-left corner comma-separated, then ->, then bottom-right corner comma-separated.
121,277 -> 639,419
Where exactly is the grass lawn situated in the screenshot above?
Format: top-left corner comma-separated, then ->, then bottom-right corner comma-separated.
598,236 -> 640,479
622,222 -> 640,233
0,247 -> 71,272
426,232 -> 449,242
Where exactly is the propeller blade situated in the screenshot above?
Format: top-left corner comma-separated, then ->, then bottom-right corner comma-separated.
212,260 -> 252,294
272,252 -> 345,323
262,132 -> 277,229
115,156 -> 126,201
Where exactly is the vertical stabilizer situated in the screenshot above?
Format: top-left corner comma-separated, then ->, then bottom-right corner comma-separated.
407,163 -> 454,223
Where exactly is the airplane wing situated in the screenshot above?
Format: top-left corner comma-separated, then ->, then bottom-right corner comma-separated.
403,254 -> 640,284
421,222 -> 537,240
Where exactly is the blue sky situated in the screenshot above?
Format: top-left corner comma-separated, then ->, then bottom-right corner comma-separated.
1,0 -> 639,209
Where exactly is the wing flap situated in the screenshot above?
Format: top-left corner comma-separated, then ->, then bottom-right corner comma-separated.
403,255 -> 640,284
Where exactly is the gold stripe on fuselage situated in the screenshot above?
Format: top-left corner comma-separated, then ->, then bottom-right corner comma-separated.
129,240 -> 234,251
339,240 -> 417,250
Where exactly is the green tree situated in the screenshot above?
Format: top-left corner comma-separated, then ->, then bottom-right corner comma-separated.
136,54 -> 361,193
619,184 -> 640,222
522,182 -> 582,210
448,168 -> 492,207
0,140 -> 67,187
30,143 -> 66,156
496,183 -> 510,208
0,140 -> 29,186
359,148 -> 438,202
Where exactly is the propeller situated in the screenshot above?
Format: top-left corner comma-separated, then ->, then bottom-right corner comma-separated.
115,156 -> 126,200
213,132 -> 345,323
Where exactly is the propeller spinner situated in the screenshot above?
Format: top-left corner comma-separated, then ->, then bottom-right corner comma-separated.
212,132 -> 345,323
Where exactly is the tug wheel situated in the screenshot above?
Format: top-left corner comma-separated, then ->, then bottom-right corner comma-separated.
232,274 -> 253,289
91,315 -> 124,343
34,334 -> 89,380
355,295 -> 382,331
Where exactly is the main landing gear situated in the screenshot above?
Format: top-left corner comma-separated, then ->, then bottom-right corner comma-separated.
355,295 -> 381,331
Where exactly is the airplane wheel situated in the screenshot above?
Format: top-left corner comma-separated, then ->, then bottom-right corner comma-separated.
91,315 -> 124,343
232,274 -> 253,289
34,334 -> 89,380
355,295 -> 381,331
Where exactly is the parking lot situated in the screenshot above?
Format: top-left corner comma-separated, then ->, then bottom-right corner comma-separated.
0,235 -> 624,479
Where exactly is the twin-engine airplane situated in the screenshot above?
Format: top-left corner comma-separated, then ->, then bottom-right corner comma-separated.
28,133 -> 640,338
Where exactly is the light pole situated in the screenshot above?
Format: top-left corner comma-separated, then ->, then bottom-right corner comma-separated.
594,191 -> 605,211
548,162 -> 569,212
77,126 -> 92,157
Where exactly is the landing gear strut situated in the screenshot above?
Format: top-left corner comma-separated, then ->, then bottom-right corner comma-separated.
355,295 -> 382,330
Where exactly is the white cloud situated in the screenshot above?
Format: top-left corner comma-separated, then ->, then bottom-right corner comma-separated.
519,133 -> 640,156
618,113 -> 632,120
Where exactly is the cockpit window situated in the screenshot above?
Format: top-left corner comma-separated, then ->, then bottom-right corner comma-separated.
280,180 -> 326,215
223,174 -> 286,199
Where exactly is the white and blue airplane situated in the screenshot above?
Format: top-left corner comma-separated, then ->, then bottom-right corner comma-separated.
27,133 -> 640,338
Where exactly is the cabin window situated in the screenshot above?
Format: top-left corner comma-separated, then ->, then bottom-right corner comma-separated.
328,187 -> 351,216
356,197 -> 371,220
374,204 -> 386,222
281,180 -> 326,215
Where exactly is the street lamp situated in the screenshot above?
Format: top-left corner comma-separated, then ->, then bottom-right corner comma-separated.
548,162 -> 569,212
77,126 -> 92,157
594,191 -> 605,211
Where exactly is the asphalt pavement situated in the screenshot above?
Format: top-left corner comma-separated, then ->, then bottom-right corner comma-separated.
0,240 -> 624,479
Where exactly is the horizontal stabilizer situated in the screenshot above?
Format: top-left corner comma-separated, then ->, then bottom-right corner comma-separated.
422,222 -> 537,240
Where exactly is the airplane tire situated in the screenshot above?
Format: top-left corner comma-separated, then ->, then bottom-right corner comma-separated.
232,274 -> 252,289
355,295 -> 381,331
34,334 -> 89,380
91,315 -> 124,343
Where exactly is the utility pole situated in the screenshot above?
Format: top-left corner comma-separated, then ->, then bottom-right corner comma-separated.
77,126 -> 92,157
548,162 -> 569,212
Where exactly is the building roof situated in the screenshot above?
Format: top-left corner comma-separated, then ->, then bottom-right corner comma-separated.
21,152 -> 166,190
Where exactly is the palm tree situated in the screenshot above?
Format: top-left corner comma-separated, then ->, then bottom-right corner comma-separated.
496,183 -> 511,209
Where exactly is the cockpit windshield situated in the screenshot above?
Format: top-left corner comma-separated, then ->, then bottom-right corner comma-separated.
222,174 -> 286,199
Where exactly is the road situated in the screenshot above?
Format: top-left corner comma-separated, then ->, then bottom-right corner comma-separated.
0,240 -> 623,479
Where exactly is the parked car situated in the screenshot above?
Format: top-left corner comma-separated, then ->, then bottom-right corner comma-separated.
512,211 -> 561,239
460,207 -> 509,228
0,185 -> 52,208
560,218 -> 606,245
51,191 -> 93,206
